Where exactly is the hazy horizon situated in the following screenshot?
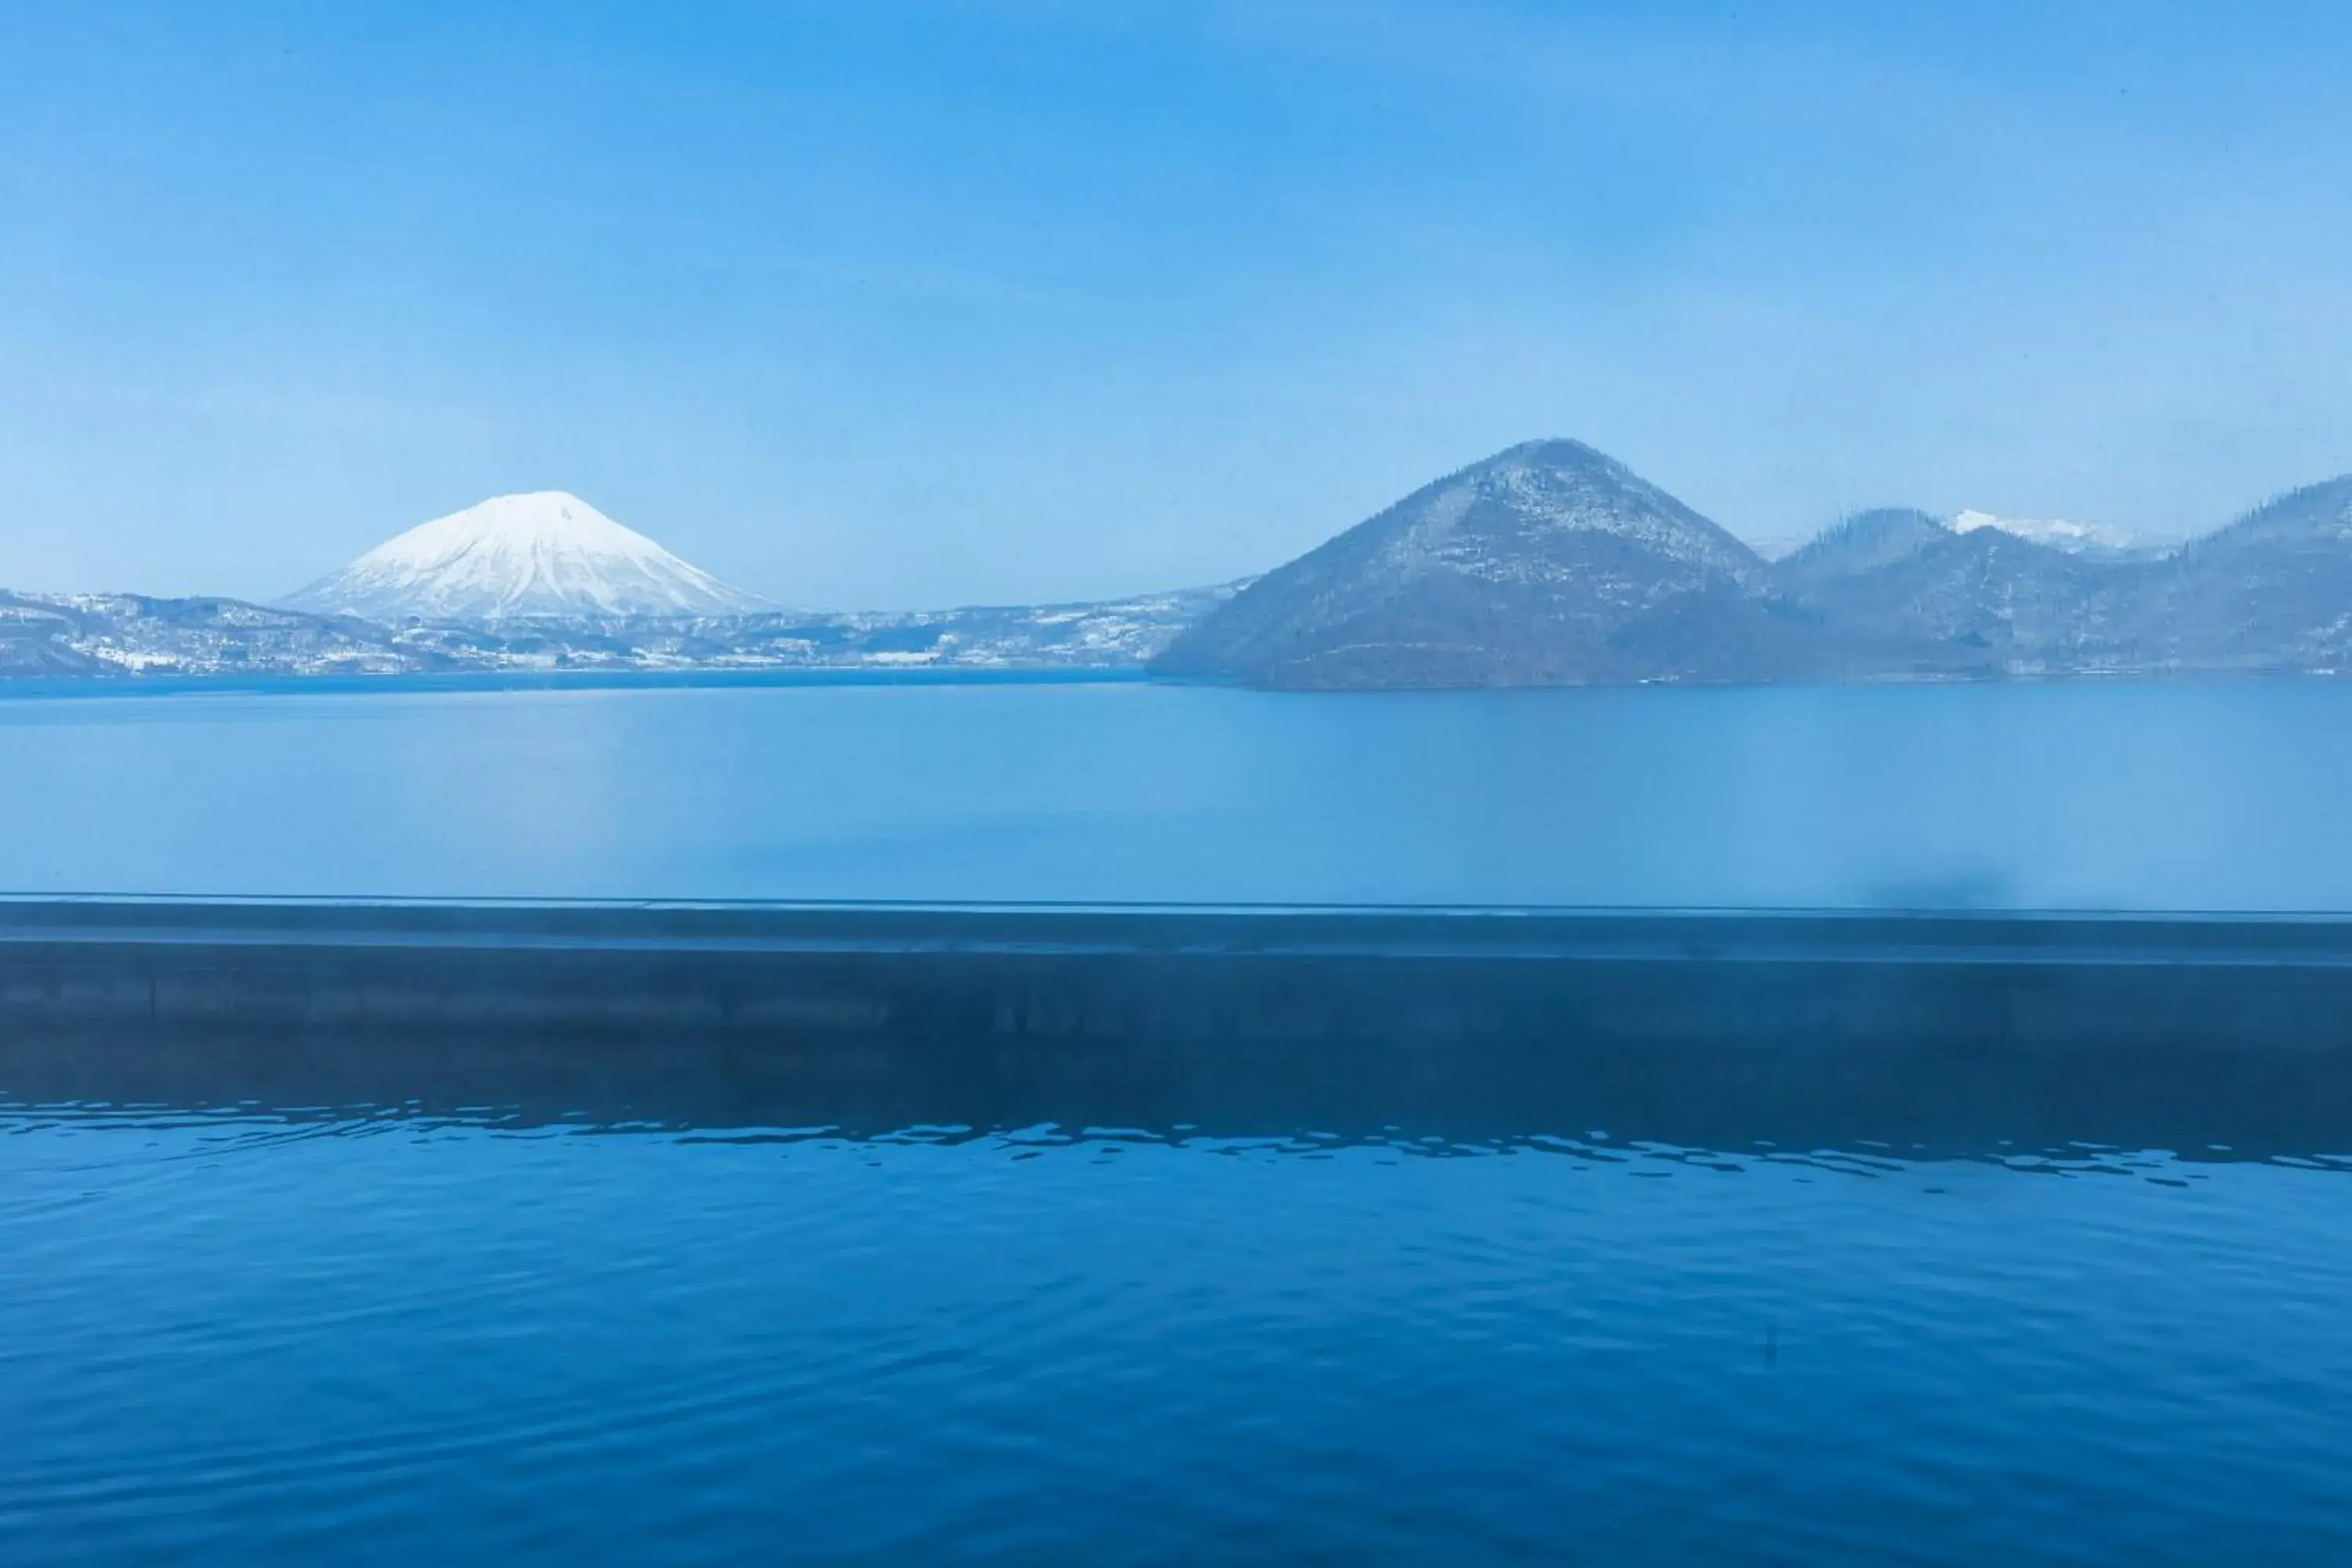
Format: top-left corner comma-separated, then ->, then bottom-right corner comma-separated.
5,2 -> 2350,607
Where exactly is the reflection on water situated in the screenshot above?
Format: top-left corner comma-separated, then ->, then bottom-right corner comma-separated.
5,1027 -> 2352,1563
10,1006 -> 2352,1166
10,679 -> 2352,907
13,1094 -> 2347,1178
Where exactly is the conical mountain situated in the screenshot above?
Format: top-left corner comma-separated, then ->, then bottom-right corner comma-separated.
284,492 -> 768,622
2140,473 -> 2352,668
1155,438 -> 1780,687
1770,507 -> 1951,595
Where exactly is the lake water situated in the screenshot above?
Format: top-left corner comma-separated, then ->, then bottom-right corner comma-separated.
5,674 -> 2352,907
5,1096 -> 2350,1563
9,677 -> 2352,1562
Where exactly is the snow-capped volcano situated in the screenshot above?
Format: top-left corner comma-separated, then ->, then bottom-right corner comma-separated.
284,492 -> 769,622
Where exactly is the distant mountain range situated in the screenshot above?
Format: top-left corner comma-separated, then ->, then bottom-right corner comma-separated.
0,586 -> 1238,679
1158,441 -> 2352,687
0,492 -> 1236,678
5,448 -> 2352,684
1946,509 -> 2165,560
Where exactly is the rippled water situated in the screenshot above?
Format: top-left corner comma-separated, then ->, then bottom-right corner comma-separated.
5,1076 -> 2351,1563
13,677 -> 2352,1559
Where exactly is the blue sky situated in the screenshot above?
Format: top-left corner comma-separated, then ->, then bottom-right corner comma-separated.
3,2 -> 2350,606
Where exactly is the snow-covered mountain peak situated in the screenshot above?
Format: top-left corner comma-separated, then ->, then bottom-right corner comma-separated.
1949,508 -> 2160,558
284,492 -> 769,622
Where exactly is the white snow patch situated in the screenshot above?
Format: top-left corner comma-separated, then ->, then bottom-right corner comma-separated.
1950,509 -> 2152,556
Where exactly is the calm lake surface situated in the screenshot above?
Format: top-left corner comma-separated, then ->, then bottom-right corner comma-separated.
5,674 -> 2352,907
9,678 -> 2352,1562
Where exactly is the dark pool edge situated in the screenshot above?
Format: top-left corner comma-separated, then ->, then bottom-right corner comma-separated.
11,895 -> 2352,964
3,898 -> 2352,1052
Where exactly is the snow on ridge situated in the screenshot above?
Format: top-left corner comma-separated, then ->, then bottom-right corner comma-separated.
284,492 -> 770,622
1949,508 -> 2154,556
